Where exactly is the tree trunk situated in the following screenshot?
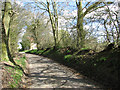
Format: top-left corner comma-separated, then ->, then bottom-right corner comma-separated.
76,0 -> 85,48
47,1 -> 58,49
118,2 -> 120,45
52,1 -> 58,42
2,0 -> 16,65
104,20 -> 111,44
2,0 -> 10,60
76,1 -> 104,48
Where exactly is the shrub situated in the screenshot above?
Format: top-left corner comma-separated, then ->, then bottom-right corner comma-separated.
100,57 -> 107,61
64,55 -> 72,62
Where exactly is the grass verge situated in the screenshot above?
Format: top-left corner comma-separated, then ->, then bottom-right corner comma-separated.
2,54 -> 28,88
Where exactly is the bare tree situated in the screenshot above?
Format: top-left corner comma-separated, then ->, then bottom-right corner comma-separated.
75,0 -> 112,48
34,0 -> 59,49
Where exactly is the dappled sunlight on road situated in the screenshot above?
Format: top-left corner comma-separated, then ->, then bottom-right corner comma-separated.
26,54 -> 102,89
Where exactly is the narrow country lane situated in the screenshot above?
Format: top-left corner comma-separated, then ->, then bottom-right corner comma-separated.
25,54 -> 103,89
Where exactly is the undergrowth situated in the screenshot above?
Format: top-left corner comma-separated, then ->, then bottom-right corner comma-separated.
2,55 -> 27,88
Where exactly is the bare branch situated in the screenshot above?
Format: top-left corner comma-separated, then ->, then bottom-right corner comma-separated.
82,2 -> 91,10
83,2 -> 102,17
36,4 -> 48,11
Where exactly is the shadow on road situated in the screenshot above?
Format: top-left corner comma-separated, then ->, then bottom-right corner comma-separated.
26,54 -> 102,89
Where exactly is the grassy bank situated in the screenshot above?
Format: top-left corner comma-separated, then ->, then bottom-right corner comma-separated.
26,47 -> 120,89
2,54 -> 28,88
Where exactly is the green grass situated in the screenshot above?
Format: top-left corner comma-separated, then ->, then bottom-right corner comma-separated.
80,48 -> 89,50
66,50 -> 71,53
2,58 -> 9,62
4,66 -> 23,88
30,49 -> 37,53
15,56 -> 26,69
22,50 -> 30,53
64,55 -> 72,62
2,55 -> 27,88
35,50 -> 44,54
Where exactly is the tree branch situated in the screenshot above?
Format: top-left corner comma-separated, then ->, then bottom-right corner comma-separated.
83,2 -> 102,17
36,4 -> 48,11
